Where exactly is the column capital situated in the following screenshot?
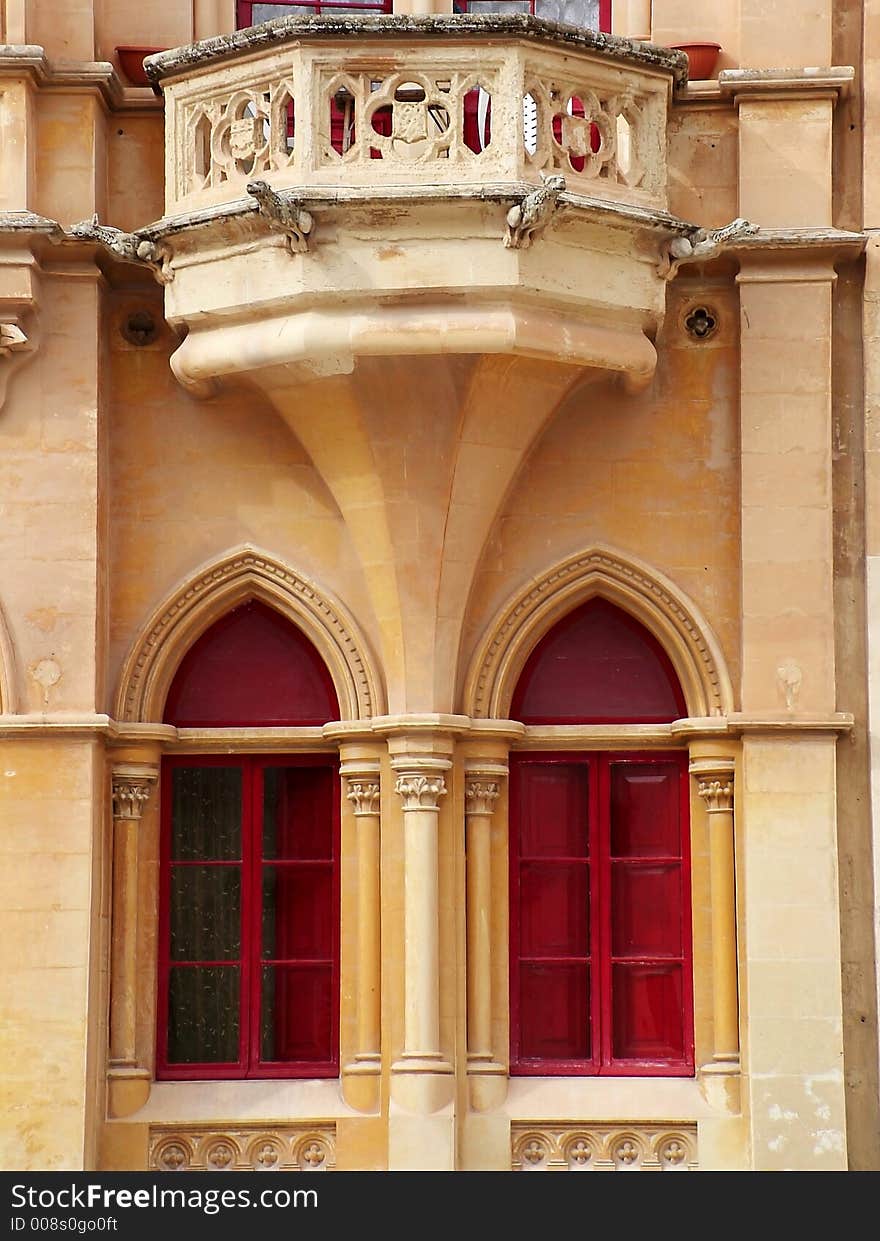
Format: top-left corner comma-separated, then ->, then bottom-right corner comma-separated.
111,763 -> 158,821
344,772 -> 381,817
464,779 -> 500,817
690,756 -> 734,813
393,769 -> 448,811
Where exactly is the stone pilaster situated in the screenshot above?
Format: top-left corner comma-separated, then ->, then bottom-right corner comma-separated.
108,763 -> 157,1118
340,759 -> 382,1112
464,763 -> 507,1111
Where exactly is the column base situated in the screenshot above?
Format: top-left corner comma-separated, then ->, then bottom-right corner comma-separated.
390,1054 -> 454,1113
342,1056 -> 381,1113
698,1058 -> 741,1113
466,1058 -> 508,1111
107,1065 -> 151,1119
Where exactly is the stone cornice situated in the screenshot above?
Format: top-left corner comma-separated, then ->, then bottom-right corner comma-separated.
135,185 -> 696,248
719,66 -> 854,104
0,711 -> 851,743
731,228 -> 866,264
144,15 -> 687,90
0,46 -> 162,111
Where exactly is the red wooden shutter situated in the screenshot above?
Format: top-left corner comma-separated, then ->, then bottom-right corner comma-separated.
510,752 -> 693,1076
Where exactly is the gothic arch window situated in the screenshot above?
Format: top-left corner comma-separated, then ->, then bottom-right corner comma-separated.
157,600 -> 340,1080
509,597 -> 694,1077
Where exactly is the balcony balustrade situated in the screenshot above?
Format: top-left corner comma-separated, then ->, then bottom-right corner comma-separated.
147,16 -> 683,218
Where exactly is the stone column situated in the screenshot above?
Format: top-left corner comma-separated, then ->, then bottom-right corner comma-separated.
108,763 -> 157,1116
464,763 -> 507,1110
387,740 -> 455,1171
391,758 -> 452,1084
690,755 -> 739,1069
341,760 -> 382,1112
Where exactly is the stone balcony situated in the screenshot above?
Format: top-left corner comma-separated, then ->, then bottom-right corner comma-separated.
142,15 -> 690,394
139,17 -> 693,715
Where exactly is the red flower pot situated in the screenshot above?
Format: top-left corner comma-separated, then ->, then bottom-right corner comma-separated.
670,42 -> 722,81
116,46 -> 167,88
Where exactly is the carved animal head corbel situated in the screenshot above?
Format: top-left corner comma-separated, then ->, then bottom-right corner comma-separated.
0,315 -> 38,414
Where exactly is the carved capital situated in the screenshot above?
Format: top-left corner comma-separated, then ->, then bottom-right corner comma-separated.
394,771 -> 447,812
465,780 -> 500,817
111,765 -> 158,821
696,776 -> 734,814
346,778 -> 381,817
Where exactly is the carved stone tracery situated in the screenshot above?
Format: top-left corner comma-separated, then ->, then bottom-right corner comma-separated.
149,1126 -> 336,1172
511,1123 -> 698,1171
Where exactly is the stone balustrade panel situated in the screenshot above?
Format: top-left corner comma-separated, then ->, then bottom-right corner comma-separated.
163,40 -> 669,214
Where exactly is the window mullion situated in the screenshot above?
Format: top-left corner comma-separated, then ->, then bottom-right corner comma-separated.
242,756 -> 259,1076
596,753 -> 612,1073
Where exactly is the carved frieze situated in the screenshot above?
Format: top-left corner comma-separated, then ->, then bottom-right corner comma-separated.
511,1123 -> 698,1171
149,1125 -> 336,1172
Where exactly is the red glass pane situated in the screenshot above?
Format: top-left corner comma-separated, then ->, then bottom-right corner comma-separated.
519,963 -> 590,1060
263,766 -> 333,860
261,964 -> 334,1062
262,864 -> 333,960
163,600 -> 339,726
611,863 -> 681,957
517,763 -> 589,858
611,964 -> 684,1061
610,763 -> 680,857
511,598 -> 686,724
520,862 -> 589,957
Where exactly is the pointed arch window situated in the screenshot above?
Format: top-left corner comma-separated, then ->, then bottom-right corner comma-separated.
509,599 -> 694,1077
157,601 -> 340,1080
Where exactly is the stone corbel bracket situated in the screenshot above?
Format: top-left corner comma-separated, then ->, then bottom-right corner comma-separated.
504,173 -> 567,250
0,313 -> 39,414
657,217 -> 760,280
67,216 -> 174,284
0,212 -> 64,414
246,180 -> 314,254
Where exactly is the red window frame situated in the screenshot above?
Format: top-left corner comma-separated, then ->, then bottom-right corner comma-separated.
457,0 -> 611,28
509,751 -> 694,1077
236,1 -> 610,27
236,0 -> 391,26
157,753 -> 340,1080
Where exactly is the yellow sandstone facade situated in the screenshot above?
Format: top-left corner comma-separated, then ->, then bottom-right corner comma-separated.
0,0 -> 878,1172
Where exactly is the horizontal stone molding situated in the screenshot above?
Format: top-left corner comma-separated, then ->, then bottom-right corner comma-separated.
149,1124 -> 336,1172
511,1122 -> 698,1171
115,545 -> 384,723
